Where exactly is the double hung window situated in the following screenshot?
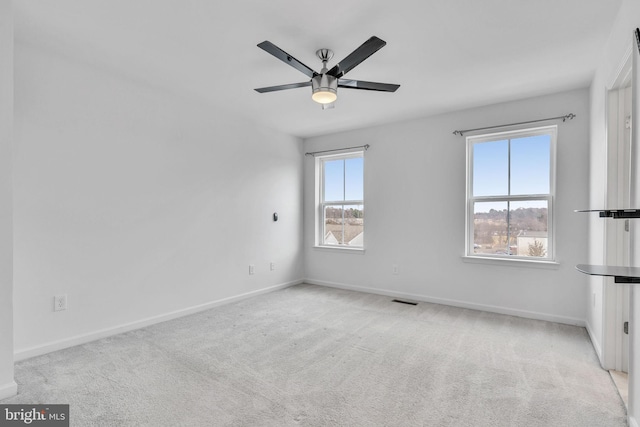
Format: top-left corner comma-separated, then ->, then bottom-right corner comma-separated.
317,151 -> 364,248
466,126 -> 556,260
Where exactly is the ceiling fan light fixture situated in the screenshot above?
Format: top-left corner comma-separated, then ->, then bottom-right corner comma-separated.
312,89 -> 337,104
311,74 -> 338,104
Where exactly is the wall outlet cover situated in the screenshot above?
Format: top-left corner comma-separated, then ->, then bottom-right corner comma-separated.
54,295 -> 67,312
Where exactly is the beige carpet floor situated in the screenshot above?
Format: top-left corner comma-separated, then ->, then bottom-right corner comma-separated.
2,284 -> 628,426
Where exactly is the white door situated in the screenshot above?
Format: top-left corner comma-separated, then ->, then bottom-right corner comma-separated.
616,85 -> 632,373
606,83 -> 632,373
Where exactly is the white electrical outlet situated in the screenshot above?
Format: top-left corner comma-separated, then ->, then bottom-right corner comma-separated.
54,295 -> 67,312
392,264 -> 399,275
270,262 -> 276,271
249,265 -> 255,275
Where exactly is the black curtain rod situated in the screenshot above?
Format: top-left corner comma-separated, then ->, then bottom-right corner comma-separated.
305,144 -> 370,157
452,113 -> 576,136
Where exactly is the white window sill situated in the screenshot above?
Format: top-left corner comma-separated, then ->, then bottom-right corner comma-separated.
313,245 -> 365,254
462,255 -> 559,269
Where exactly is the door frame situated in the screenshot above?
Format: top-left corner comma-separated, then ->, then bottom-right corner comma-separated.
602,48 -> 633,371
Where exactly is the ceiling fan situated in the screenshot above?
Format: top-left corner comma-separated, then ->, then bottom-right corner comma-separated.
254,36 -> 400,109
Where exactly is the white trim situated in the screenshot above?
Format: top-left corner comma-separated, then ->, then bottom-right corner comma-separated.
586,320 -> 604,365
465,125 -> 557,261
313,245 -> 365,254
461,255 -> 559,269
0,381 -> 17,401
607,43 -> 633,90
313,149 -> 364,159
629,415 -> 639,427
600,50 -> 634,375
316,151 -> 365,248
305,278 -> 585,327
14,279 -> 303,361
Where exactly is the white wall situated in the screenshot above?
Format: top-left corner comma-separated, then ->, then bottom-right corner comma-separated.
12,42 -> 304,358
0,0 -> 16,400
304,89 -> 589,325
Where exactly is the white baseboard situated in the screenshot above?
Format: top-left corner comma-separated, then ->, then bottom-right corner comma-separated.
585,320 -> 603,365
305,278 -> 586,327
0,381 -> 17,401
15,279 -> 303,361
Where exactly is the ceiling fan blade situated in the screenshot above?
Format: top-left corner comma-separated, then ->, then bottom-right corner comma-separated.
257,41 -> 318,78
254,81 -> 311,93
327,36 -> 386,78
338,79 -> 400,92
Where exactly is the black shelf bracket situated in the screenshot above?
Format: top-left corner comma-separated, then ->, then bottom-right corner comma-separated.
575,209 -> 640,219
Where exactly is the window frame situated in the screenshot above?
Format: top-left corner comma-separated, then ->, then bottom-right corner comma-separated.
315,150 -> 365,250
465,125 -> 557,262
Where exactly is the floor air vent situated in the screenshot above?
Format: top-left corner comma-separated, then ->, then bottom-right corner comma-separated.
392,299 -> 418,306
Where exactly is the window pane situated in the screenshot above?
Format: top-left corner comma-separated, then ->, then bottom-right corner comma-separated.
510,200 -> 548,257
344,157 -> 364,201
473,201 -> 508,255
510,135 -> 551,195
323,205 -> 364,246
324,205 -> 343,245
473,140 -> 508,196
344,204 -> 364,246
323,159 -> 344,202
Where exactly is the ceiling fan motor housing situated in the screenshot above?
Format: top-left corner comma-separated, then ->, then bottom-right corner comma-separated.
311,73 -> 338,104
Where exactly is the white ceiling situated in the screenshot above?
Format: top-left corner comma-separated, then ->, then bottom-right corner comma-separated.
14,0 -> 622,138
